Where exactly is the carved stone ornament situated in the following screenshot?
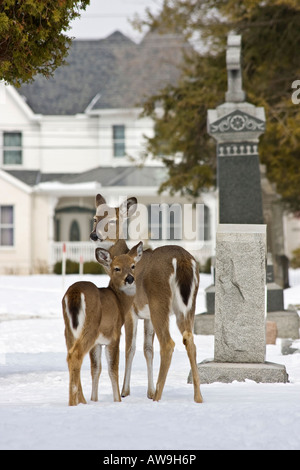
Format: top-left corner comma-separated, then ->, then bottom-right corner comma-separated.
210,110 -> 265,134
217,142 -> 259,157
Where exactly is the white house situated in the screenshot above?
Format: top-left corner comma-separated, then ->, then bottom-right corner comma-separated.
0,32 -> 216,275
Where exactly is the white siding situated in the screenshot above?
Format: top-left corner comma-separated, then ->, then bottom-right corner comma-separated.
39,116 -> 100,173
0,175 -> 32,274
0,85 -> 157,174
0,84 -> 40,170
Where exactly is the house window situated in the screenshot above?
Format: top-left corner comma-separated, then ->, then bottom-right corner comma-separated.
3,132 -> 22,165
113,125 -> 125,157
69,220 -> 81,241
0,205 -> 14,246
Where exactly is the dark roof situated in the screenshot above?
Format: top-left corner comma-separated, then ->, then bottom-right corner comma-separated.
19,31 -> 188,115
5,170 -> 72,186
5,166 -> 167,188
61,165 -> 168,187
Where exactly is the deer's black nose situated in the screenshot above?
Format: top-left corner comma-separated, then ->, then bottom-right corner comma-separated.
125,274 -> 134,285
90,232 -> 99,241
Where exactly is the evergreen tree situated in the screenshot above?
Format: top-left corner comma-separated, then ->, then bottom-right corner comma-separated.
0,0 -> 90,86
136,0 -> 300,212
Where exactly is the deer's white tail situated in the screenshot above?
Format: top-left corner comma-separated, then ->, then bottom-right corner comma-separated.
170,257 -> 199,317
64,290 -> 86,339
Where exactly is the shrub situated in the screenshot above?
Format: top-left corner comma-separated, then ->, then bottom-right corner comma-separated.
200,257 -> 212,274
53,259 -> 79,275
53,259 -> 106,275
290,248 -> 300,269
83,261 -> 106,275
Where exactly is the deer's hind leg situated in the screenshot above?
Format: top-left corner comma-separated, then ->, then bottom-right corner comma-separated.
149,296 -> 175,402
144,318 -> 155,399
175,312 -> 203,404
67,341 -> 87,406
90,344 -> 102,402
64,323 -> 86,406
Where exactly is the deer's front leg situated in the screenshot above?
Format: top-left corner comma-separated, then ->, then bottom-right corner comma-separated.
106,339 -> 121,402
121,311 -> 138,398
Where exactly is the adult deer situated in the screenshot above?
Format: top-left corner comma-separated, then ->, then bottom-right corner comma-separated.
90,194 -> 203,403
62,242 -> 143,406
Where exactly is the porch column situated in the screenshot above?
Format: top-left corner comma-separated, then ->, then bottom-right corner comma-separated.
48,196 -> 58,267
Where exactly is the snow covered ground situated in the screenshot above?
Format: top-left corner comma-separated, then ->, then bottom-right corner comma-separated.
0,271 -> 300,450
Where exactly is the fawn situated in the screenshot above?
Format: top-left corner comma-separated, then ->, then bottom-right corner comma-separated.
62,241 -> 143,406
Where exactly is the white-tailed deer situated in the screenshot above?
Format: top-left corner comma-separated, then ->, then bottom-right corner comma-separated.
62,241 -> 143,406
90,194 -> 203,403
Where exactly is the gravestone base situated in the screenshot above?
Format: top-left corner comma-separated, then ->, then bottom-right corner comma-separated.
194,309 -> 300,338
267,309 -> 299,339
188,360 -> 288,384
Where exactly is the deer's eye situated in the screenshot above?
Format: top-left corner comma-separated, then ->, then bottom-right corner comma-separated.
114,267 -> 121,272
131,265 -> 135,270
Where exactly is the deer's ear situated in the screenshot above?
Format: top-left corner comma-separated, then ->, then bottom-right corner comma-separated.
95,248 -> 112,267
96,194 -> 106,208
129,241 -> 143,264
119,197 -> 137,219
